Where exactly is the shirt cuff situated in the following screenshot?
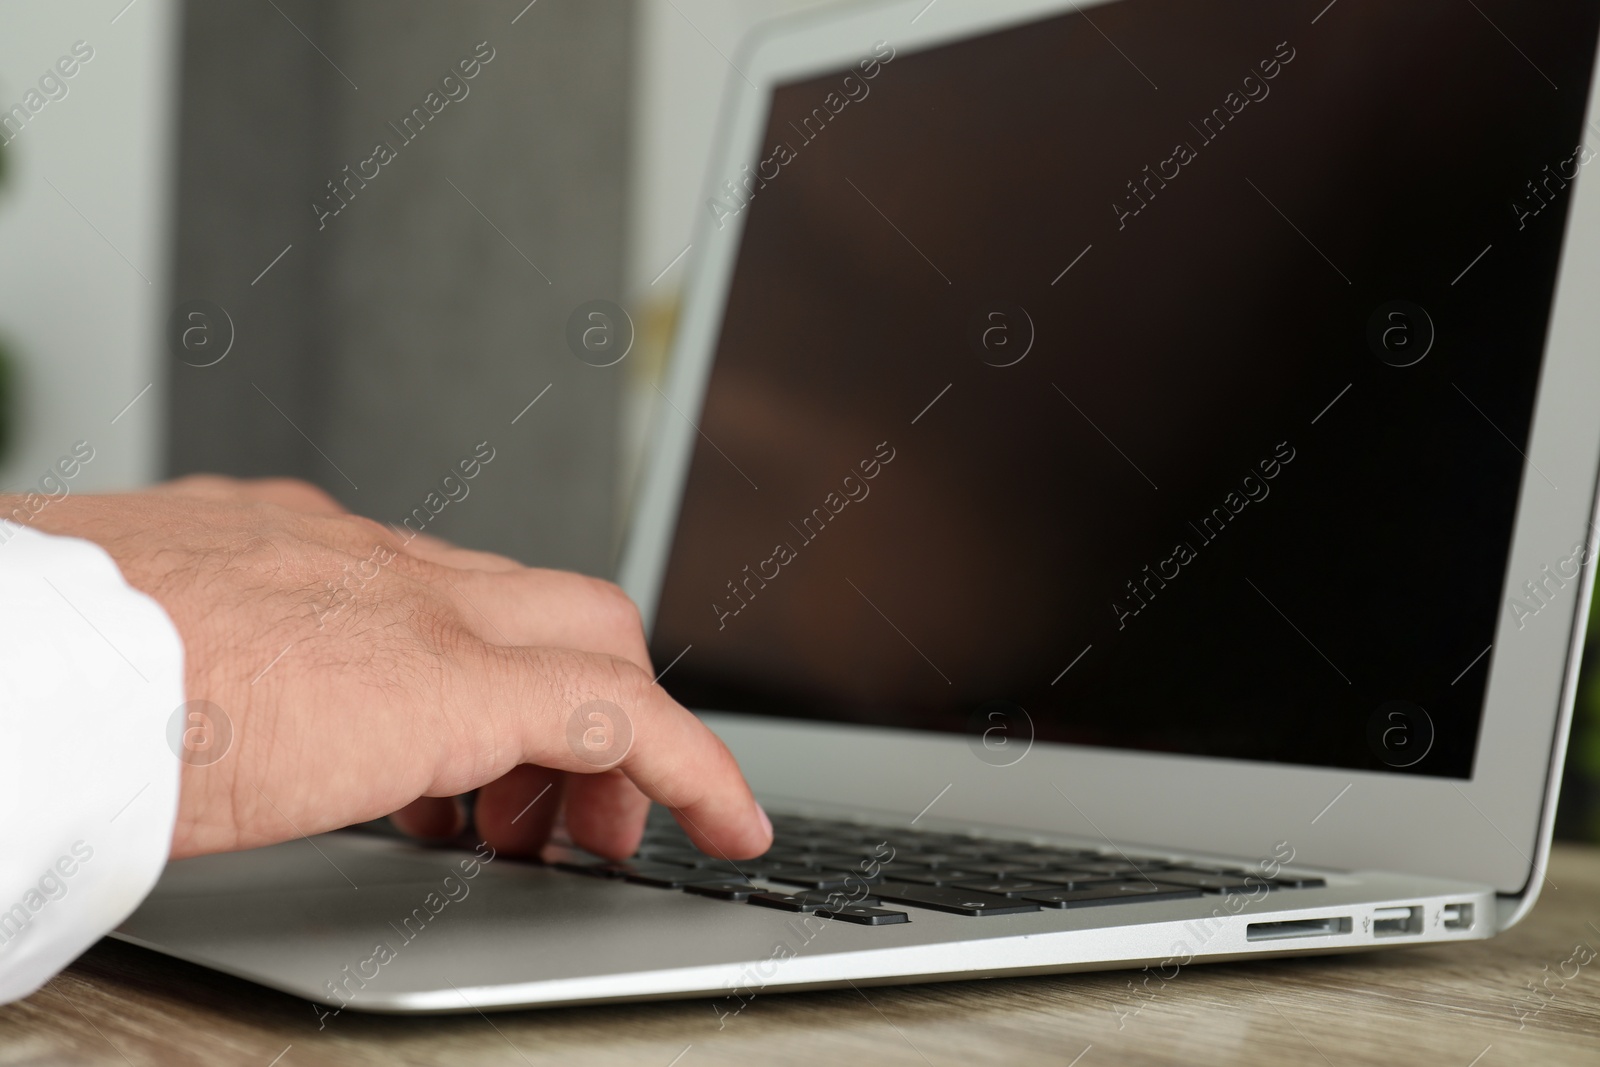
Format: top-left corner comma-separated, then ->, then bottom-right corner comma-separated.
0,520 -> 185,1004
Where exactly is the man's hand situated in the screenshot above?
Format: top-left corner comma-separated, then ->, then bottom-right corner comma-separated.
14,476 -> 771,863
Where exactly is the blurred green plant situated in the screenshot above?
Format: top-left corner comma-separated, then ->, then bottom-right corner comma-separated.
1558,577 -> 1600,842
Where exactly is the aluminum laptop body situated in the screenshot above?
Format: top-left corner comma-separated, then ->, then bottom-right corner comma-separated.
117,0 -> 1600,1013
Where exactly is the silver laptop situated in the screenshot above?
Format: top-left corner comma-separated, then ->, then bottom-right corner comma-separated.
117,0 -> 1600,1014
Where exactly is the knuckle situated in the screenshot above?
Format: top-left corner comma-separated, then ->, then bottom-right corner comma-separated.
310,510 -> 407,562
164,473 -> 239,497
256,477 -> 342,510
435,634 -> 511,789
585,577 -> 644,634
607,655 -> 654,704
409,593 -> 469,658
382,542 -> 442,585
549,647 -> 650,707
559,650 -> 653,726
224,532 -> 294,579
346,513 -> 406,551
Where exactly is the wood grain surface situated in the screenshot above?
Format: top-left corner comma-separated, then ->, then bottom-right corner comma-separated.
4,846 -> 1598,1066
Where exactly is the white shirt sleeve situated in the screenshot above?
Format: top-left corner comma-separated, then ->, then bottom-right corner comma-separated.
0,520 -> 185,1004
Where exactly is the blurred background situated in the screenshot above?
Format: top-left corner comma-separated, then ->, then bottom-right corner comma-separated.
0,0 -> 1596,842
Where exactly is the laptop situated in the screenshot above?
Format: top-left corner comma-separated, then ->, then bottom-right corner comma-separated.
117,0 -> 1600,1014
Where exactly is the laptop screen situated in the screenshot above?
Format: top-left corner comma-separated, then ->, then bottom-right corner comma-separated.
647,0 -> 1600,780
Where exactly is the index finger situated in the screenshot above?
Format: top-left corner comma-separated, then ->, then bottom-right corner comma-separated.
447,644 -> 772,860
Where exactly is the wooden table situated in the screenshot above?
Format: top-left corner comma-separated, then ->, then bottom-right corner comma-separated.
5,846 -> 1599,1066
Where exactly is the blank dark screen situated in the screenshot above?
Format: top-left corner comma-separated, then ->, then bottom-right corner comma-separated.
648,0 -> 1600,778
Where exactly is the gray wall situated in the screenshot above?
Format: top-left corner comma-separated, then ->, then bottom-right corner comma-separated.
167,0 -> 632,575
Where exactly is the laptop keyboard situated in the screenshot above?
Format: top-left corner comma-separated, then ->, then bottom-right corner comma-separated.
554,810 -> 1325,926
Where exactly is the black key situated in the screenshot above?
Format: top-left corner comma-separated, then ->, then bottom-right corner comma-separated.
635,847 -> 711,867
766,814 -> 813,827
749,892 -> 815,912
1022,882 -> 1204,909
639,827 -> 689,843
872,844 -> 924,861
694,859 -> 784,879
1057,858 -> 1171,876
860,860 -> 912,880
762,857 -> 819,873
866,844 -> 912,861
1271,873 -> 1327,889
872,881 -> 1041,916
772,837 -> 842,851
622,865 -> 733,888
949,878 -> 1072,897
887,853 -> 970,869
883,868 -> 990,887
1028,871 -> 1123,890
818,904 -> 910,926
939,842 -> 1002,858
689,855 -> 750,869
785,820 -> 868,840
684,881 -> 762,901
994,848 -> 1101,864
766,867 -> 880,890
812,840 -> 893,858
633,849 -> 774,878
753,847 -> 812,863
749,888 -> 880,911
1139,870 -> 1271,893
780,851 -> 870,869
958,862 -> 1053,878
554,860 -> 629,879
809,826 -> 876,842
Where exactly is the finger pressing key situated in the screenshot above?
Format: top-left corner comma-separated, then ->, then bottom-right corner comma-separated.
451,645 -> 772,862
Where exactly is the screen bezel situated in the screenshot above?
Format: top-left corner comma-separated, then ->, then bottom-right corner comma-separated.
618,0 -> 1600,904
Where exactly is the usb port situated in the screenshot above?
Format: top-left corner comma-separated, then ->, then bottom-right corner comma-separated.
1372,905 -> 1422,937
1442,903 -> 1474,931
